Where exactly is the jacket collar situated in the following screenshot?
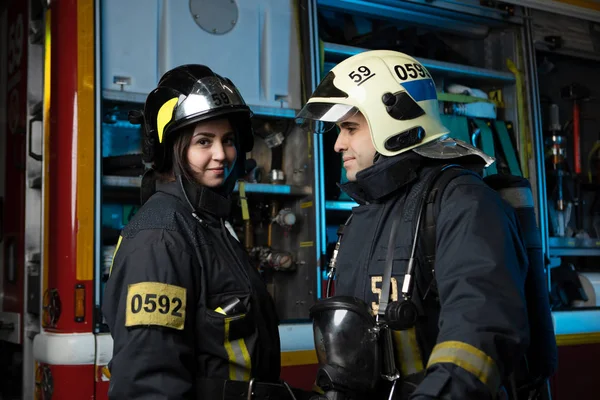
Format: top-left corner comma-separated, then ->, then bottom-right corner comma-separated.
339,152 -> 423,204
156,178 -> 231,220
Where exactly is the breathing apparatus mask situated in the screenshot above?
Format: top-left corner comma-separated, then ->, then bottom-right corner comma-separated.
309,296 -> 381,399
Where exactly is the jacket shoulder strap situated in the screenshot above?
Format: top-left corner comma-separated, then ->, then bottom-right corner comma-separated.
418,166 -> 480,299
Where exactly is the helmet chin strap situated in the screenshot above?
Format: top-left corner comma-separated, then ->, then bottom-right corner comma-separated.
173,162 -> 198,215
177,174 -> 195,211
217,156 -> 241,196
223,161 -> 234,181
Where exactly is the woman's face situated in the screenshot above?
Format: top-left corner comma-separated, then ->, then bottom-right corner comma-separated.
186,118 -> 237,187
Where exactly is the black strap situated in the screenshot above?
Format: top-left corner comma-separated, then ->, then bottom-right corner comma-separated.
197,377 -> 312,400
419,167 -> 480,299
379,217 -> 401,316
380,164 -> 467,315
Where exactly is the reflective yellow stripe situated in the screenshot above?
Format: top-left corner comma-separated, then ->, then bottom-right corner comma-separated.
427,341 -> 500,393
556,332 -> 600,346
108,236 -> 123,276
42,9 -> 52,302
224,317 -> 251,381
238,181 -> 250,220
281,350 -> 318,367
408,327 -> 424,372
157,98 -> 179,143
76,0 -> 95,281
392,328 -> 424,376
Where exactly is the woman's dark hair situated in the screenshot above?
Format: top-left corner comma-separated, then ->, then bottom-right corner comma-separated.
154,125 -> 196,184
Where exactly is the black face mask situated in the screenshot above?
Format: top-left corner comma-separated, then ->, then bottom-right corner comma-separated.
309,296 -> 381,396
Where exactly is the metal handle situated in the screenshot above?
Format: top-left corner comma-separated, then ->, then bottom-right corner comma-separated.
0,321 -> 15,331
246,378 -> 255,400
5,236 -> 17,283
28,116 -> 42,161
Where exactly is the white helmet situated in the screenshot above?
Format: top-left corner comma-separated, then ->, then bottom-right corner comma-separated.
296,50 -> 449,157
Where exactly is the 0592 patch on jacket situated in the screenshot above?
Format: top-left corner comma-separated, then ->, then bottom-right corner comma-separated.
334,153 -> 530,400
102,181 -> 281,399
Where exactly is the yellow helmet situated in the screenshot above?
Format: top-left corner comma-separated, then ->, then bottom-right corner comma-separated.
296,50 -> 449,157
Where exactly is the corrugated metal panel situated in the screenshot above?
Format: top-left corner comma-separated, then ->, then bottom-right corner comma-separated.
502,0 -> 600,23
530,8 -> 600,56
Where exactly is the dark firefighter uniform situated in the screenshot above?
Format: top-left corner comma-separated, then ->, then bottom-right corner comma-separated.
334,152 -> 530,400
102,180 -> 281,399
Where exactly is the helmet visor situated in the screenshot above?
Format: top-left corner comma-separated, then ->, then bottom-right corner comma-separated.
296,102 -> 359,123
295,102 -> 360,134
173,76 -> 248,126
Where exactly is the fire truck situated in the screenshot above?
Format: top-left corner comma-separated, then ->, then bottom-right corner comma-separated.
2,0 -> 600,399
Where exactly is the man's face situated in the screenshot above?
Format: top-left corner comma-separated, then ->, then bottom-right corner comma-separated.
334,112 -> 376,181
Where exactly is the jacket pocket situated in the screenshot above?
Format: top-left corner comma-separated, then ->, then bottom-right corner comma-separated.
202,292 -> 256,381
374,244 -> 412,262
370,245 -> 412,279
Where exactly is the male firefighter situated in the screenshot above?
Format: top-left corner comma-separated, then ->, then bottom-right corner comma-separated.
297,50 -> 554,400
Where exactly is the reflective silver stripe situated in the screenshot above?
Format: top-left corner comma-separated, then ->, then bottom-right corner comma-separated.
229,338 -> 251,381
427,341 -> 501,393
392,328 -> 424,376
224,317 -> 251,381
498,187 -> 534,208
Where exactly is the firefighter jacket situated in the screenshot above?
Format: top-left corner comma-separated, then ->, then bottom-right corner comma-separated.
102,179 -> 281,399
334,152 -> 530,400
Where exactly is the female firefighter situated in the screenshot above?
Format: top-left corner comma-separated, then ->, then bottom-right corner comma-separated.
102,65 -> 299,399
